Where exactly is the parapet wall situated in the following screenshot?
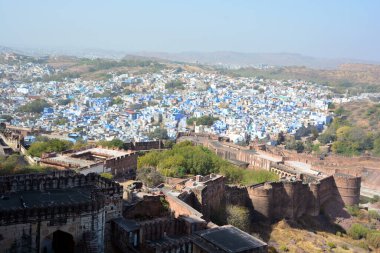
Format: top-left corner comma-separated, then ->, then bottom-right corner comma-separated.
0,170 -> 122,194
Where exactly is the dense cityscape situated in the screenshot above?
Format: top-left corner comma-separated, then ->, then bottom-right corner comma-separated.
1,54 -> 334,144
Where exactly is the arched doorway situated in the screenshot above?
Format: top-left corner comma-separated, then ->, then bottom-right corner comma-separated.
52,230 -> 74,253
41,230 -> 75,253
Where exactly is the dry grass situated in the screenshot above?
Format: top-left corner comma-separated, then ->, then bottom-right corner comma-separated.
269,220 -> 369,253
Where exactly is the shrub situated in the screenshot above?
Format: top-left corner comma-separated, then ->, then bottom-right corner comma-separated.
368,210 -> 380,220
347,223 -> 369,240
100,172 -> 113,180
160,196 -> 169,211
28,139 -> 73,157
346,205 -> 360,217
327,241 -> 336,249
356,241 -> 369,251
371,195 -> 380,203
226,205 -> 251,232
278,245 -> 289,252
367,231 -> 380,249
136,167 -> 164,187
341,244 -> 349,250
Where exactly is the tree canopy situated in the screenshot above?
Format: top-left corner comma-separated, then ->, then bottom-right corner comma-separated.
148,128 -> 169,140
28,138 -> 73,157
187,115 -> 219,126
138,141 -> 278,185
97,139 -> 124,149
0,154 -> 56,175
18,99 -> 51,113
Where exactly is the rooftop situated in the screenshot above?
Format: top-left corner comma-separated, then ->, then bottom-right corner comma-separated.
195,225 -> 267,253
74,147 -> 131,158
45,155 -> 97,167
0,186 -> 94,210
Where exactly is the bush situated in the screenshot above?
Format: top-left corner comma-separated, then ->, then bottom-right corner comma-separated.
100,172 -> 113,180
278,245 -> 289,252
371,195 -> 380,203
367,231 -> 380,249
368,210 -> 380,220
347,223 -> 369,240
346,205 -> 360,217
226,205 -> 251,232
356,241 -> 369,251
97,139 -> 124,149
327,241 -> 336,249
160,196 -> 169,211
136,167 -> 164,187
28,139 -> 73,157
341,244 -> 349,250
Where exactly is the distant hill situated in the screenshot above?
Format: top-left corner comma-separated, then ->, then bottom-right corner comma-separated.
220,63 -> 380,94
3,45 -> 380,69
135,51 -> 380,69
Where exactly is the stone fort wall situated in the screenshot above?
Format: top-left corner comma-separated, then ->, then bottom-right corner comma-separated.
224,174 -> 361,221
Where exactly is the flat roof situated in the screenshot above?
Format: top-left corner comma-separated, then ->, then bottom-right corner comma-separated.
196,226 -> 266,253
0,186 -> 94,210
75,147 -> 130,157
113,217 -> 139,232
256,152 -> 283,162
46,155 -> 97,167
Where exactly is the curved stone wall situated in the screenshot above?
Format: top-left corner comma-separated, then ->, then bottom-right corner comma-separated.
333,174 -> 361,206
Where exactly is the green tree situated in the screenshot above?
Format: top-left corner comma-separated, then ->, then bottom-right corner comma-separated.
148,128 -> 169,140
19,99 -> 51,113
136,167 -> 164,187
97,139 -> 124,149
28,139 -> 73,157
187,115 -> 219,126
137,141 -> 278,184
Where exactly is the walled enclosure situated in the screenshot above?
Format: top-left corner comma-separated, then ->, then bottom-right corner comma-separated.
177,134 -> 361,222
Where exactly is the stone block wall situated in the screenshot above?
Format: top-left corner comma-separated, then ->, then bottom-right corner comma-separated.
225,174 -> 361,222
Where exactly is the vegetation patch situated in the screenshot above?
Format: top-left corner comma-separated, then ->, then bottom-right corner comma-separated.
138,141 -> 278,184
28,138 -> 73,157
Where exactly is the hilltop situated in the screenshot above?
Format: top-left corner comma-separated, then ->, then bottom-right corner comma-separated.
135,51 -> 380,69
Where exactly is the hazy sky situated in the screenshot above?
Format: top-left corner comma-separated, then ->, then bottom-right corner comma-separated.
1,0 -> 379,61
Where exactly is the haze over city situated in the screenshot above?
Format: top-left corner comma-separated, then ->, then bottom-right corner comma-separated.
1,0 -> 380,61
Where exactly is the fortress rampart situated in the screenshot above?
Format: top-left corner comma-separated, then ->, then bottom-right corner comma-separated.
177,134 -> 362,220
223,174 -> 361,221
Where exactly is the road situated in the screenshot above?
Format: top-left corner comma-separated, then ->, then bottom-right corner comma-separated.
361,186 -> 380,198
